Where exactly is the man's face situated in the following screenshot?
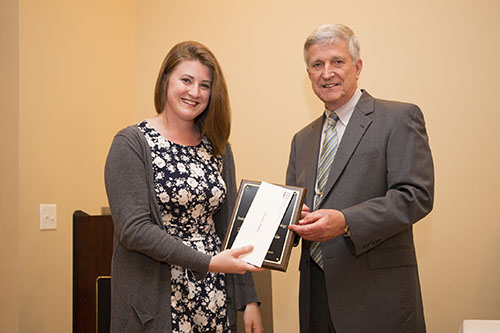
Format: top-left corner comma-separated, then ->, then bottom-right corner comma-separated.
306,40 -> 362,111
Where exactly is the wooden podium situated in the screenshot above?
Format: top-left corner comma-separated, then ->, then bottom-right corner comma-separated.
72,211 -> 113,333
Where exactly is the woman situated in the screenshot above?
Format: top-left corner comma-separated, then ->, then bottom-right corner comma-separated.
105,41 -> 263,332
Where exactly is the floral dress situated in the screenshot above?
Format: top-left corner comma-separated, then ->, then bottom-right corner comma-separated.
138,121 -> 229,332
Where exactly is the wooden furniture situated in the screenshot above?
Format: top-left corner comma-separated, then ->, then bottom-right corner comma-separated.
73,211 -> 113,333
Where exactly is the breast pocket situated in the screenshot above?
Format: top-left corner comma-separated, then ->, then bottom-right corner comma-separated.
350,149 -> 379,164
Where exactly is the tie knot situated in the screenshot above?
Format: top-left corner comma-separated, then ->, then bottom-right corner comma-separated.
328,113 -> 339,127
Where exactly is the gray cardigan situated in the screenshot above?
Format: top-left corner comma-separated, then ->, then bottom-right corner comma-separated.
105,125 -> 258,332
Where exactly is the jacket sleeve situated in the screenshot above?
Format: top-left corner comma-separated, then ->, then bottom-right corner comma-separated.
286,134 -> 302,247
104,128 -> 211,274
342,105 -> 435,255
286,134 -> 298,188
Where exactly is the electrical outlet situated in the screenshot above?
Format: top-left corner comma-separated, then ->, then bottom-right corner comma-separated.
40,204 -> 57,230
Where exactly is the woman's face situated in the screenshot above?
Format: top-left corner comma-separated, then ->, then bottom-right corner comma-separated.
164,59 -> 212,124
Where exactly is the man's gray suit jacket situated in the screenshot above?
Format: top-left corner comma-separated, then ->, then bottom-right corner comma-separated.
286,90 -> 434,332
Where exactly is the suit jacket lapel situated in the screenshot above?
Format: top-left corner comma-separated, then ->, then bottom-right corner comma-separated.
320,91 -> 374,204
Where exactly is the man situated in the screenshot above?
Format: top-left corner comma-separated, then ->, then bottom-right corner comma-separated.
287,23 -> 434,332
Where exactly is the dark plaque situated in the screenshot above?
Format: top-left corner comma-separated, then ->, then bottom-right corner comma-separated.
96,276 -> 111,333
221,180 -> 306,271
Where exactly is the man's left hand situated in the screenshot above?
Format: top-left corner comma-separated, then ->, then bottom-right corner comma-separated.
288,209 -> 346,242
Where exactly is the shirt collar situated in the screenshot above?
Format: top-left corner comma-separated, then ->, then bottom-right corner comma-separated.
324,89 -> 362,126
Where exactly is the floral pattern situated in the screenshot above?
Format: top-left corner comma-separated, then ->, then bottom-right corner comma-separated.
138,121 -> 229,332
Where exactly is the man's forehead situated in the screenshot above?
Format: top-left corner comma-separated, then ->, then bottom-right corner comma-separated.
308,41 -> 350,59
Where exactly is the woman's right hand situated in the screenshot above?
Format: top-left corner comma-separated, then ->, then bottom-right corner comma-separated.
209,245 -> 265,274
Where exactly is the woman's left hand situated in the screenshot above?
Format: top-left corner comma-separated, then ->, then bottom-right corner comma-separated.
243,302 -> 264,333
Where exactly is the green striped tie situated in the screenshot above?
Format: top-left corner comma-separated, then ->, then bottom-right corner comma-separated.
310,113 -> 339,269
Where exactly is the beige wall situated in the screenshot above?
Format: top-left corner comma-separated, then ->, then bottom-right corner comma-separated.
13,0 -> 135,331
0,0 -> 20,332
4,0 -> 500,332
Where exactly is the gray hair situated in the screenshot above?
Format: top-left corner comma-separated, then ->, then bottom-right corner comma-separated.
303,24 -> 361,66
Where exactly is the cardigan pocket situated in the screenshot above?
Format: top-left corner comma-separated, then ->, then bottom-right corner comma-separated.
130,302 -> 154,329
